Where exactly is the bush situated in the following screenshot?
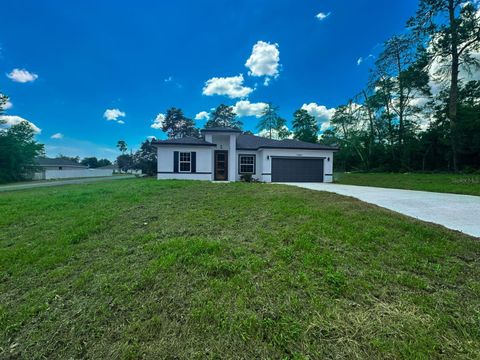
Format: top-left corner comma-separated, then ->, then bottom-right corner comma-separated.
240,173 -> 253,182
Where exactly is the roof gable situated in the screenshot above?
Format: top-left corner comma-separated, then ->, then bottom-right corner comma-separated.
200,127 -> 242,133
151,136 -> 216,146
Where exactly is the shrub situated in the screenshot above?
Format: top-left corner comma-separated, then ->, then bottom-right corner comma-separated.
241,173 -> 253,182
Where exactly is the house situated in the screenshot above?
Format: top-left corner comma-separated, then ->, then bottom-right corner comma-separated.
97,164 -> 119,173
152,127 -> 338,182
32,157 -> 114,180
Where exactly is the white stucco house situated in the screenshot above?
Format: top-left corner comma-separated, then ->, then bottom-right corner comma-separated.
152,127 -> 338,182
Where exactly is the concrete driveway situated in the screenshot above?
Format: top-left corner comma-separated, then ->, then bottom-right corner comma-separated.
283,183 -> 480,238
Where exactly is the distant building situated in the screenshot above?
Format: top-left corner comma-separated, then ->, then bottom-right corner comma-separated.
32,157 -> 114,180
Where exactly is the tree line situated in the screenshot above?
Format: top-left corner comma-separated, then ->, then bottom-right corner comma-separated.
155,103 -> 321,143
322,0 -> 480,172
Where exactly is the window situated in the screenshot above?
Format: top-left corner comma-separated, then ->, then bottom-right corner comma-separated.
179,152 -> 191,172
59,166 -> 63,170
239,155 -> 255,174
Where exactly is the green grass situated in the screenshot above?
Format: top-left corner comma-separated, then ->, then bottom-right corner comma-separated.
335,172 -> 480,196
1,179 -> 479,359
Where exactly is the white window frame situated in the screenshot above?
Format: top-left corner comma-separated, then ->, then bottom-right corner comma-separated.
239,154 -> 255,174
179,152 -> 191,173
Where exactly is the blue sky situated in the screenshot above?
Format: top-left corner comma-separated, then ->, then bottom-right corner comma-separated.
1,0 -> 419,159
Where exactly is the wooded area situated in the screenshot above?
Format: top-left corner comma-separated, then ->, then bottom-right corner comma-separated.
322,0 -> 480,172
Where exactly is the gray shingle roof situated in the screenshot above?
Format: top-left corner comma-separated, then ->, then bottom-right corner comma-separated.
35,157 -> 87,167
236,134 -> 339,150
151,134 -> 338,150
151,136 -> 216,146
201,127 -> 242,133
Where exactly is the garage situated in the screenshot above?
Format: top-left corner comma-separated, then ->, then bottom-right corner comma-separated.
271,157 -> 324,182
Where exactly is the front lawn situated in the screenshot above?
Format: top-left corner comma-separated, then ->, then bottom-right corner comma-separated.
1,179 -> 479,359
335,172 -> 480,196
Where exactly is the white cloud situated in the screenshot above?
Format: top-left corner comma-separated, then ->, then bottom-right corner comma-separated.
6,68 -> 38,83
50,132 -> 63,139
103,108 -> 126,123
357,54 -> 374,66
245,41 -> 280,85
232,100 -> 268,118
202,74 -> 253,98
4,100 -> 13,110
151,113 -> 165,129
164,75 -> 182,88
301,102 -> 336,131
194,111 -> 210,121
315,12 -> 331,21
256,126 -> 292,140
429,50 -> 480,95
0,115 -> 41,133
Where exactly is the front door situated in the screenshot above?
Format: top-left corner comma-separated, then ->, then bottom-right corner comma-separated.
214,151 -> 228,180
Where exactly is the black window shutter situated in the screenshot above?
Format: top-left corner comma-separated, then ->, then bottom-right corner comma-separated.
173,151 -> 179,173
191,152 -> 196,173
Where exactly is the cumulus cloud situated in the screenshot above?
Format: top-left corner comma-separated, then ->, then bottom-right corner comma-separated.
0,115 -> 41,133
6,68 -> 38,83
301,102 -> 336,131
429,50 -> 480,95
232,100 -> 268,118
151,113 -> 165,129
256,126 -> 292,140
202,74 -> 253,98
194,111 -> 210,121
103,108 -> 126,123
315,12 -> 331,21
245,41 -> 280,85
50,133 -> 64,139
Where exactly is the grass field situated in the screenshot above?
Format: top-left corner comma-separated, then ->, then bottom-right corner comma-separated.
1,179 -> 479,359
335,172 -> 480,196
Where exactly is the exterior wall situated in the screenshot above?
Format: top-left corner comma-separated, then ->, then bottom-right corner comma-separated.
235,150 -> 262,181
209,133 -> 238,181
259,149 -> 334,183
228,135 -> 236,181
40,168 -> 113,180
42,165 -> 87,170
157,146 -> 213,181
33,172 -> 45,180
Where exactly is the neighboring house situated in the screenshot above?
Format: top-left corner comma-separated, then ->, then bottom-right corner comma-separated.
152,127 -> 338,182
32,158 -> 114,180
97,164 -> 119,173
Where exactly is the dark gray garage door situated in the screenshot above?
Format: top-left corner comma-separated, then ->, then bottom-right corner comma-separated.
271,157 -> 324,182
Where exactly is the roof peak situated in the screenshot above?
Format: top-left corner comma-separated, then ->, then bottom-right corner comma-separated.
201,127 -> 242,133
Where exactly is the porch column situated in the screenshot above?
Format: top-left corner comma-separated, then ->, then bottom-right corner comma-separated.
228,134 -> 236,181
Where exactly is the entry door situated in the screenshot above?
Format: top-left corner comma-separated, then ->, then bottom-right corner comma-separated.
214,151 -> 228,180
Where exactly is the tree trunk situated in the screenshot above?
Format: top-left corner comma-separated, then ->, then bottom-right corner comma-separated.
362,90 -> 375,169
448,0 -> 459,172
